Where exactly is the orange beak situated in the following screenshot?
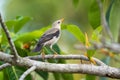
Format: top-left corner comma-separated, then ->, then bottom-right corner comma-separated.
60,18 -> 64,22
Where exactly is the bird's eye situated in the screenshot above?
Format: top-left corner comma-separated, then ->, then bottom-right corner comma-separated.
57,21 -> 60,24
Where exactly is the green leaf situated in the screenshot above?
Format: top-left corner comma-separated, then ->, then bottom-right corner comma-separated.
109,0 -> 120,41
86,74 -> 96,80
14,16 -> 32,33
63,25 -> 85,43
16,46 -> 28,57
0,71 -> 3,80
15,66 -> 32,80
14,26 -> 49,43
5,20 -> 16,31
5,16 -> 31,33
4,65 -> 32,80
87,49 -> 96,58
88,1 -> 100,29
53,73 -> 61,80
72,0 -> 79,7
61,73 -> 73,80
91,26 -> 102,41
44,43 -> 61,55
5,66 -> 18,80
36,71 -> 48,80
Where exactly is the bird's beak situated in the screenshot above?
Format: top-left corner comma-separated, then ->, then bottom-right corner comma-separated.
60,18 -> 64,22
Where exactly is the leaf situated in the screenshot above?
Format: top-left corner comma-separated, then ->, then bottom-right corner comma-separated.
87,49 -> 96,58
14,16 -> 32,33
85,32 -> 90,48
5,16 -> 31,33
86,74 -> 96,80
109,0 -> 120,41
53,73 -> 61,80
16,46 -> 28,57
5,20 -> 16,31
4,65 -> 32,80
14,26 -> 49,43
36,71 -> 48,80
88,1 -> 100,29
63,25 -> 85,43
72,0 -> 79,7
0,71 -> 3,80
5,66 -> 18,80
91,26 -> 102,42
44,43 -> 61,55
61,73 -> 73,80
106,0 -> 115,23
15,66 -> 32,80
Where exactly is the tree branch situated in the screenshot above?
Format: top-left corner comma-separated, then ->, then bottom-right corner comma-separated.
0,52 -> 120,79
96,0 -> 113,40
27,55 -> 106,66
19,66 -> 36,80
0,13 -> 19,59
75,41 -> 120,54
0,63 -> 11,70
93,41 -> 120,54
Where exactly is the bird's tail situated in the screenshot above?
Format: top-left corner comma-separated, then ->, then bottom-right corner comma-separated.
32,43 -> 43,52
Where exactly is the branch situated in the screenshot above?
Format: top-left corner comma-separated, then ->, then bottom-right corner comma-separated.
75,41 -> 120,54
0,63 -> 11,70
0,13 -> 19,59
93,41 -> 120,54
0,52 -> 120,79
96,0 -> 113,40
27,55 -> 106,66
19,66 -> 36,80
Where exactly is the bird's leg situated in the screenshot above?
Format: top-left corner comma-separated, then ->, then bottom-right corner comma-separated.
41,49 -> 45,60
50,45 -> 58,58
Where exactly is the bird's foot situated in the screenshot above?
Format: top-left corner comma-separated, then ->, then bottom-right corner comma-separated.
53,52 -> 58,58
90,58 -> 96,65
80,59 -> 83,64
41,52 -> 45,60
84,53 -> 96,65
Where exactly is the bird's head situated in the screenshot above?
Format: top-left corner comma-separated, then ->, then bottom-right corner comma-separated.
52,18 -> 64,28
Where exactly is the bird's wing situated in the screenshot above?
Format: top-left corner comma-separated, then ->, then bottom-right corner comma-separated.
38,28 -> 60,44
44,28 -> 59,35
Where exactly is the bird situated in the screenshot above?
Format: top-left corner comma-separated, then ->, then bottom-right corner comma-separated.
32,18 -> 64,55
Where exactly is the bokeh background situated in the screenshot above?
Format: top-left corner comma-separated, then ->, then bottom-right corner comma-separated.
0,0 -> 120,80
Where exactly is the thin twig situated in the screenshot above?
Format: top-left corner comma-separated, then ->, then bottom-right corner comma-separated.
75,42 -> 120,54
19,66 -> 36,80
0,63 -> 11,70
93,41 -> 120,54
0,13 -> 19,59
27,54 -> 106,66
96,0 -> 113,41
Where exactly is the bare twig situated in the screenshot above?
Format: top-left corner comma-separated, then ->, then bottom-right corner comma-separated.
19,66 -> 36,80
93,41 -> 120,53
75,42 -> 120,54
0,63 -> 11,70
0,52 -> 120,79
0,13 -> 19,59
27,54 -> 106,66
96,0 -> 113,41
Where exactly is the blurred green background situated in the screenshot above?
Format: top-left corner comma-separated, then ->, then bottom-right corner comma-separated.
0,0 -> 120,80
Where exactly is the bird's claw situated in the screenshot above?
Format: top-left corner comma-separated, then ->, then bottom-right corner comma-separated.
53,53 -> 58,58
41,53 -> 45,60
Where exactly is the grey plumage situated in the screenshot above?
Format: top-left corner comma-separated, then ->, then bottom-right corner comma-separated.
32,18 -> 64,52
32,28 -> 60,52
